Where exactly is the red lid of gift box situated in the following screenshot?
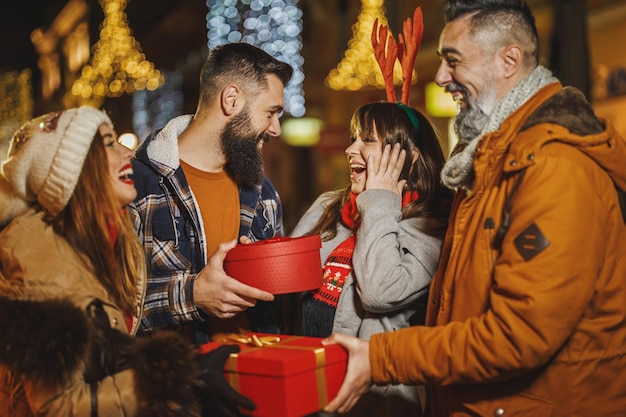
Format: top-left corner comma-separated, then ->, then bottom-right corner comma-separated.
224,235 -> 322,295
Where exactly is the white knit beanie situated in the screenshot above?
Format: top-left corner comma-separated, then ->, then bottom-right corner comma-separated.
0,106 -> 112,223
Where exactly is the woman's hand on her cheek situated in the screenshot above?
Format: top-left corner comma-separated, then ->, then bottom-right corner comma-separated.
365,143 -> 406,195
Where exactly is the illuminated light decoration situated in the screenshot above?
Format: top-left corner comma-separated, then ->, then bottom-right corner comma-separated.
132,71 -> 183,144
118,132 -> 138,150
206,0 -> 306,117
326,0 -> 414,91
425,81 -> 458,118
281,117 -> 324,147
71,0 -> 164,102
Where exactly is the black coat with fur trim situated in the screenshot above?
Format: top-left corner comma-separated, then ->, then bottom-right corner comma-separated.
0,210 -> 205,417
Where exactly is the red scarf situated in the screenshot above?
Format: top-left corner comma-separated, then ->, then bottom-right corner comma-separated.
312,190 -> 418,309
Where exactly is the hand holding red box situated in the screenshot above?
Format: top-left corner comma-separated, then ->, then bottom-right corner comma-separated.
199,333 -> 348,417
224,235 -> 323,294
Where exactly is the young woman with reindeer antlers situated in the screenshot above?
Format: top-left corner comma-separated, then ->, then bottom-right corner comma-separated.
291,8 -> 451,416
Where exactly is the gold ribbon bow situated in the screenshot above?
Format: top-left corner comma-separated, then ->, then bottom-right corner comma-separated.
213,332 -> 281,347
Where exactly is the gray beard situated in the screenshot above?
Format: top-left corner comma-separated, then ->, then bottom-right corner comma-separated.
454,77 -> 498,144
441,65 -> 558,191
455,102 -> 489,144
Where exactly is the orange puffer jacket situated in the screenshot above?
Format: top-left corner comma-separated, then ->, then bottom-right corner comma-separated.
369,83 -> 626,417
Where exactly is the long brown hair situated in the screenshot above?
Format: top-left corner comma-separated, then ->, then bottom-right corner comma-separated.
48,131 -> 144,314
308,102 -> 451,241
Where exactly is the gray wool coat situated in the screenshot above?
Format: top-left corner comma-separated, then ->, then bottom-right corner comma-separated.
291,188 -> 447,416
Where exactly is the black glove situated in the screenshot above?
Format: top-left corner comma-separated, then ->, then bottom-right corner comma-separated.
83,300 -> 135,382
197,345 -> 256,417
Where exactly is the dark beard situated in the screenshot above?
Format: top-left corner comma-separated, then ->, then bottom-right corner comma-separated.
220,108 -> 268,188
447,83 -> 489,143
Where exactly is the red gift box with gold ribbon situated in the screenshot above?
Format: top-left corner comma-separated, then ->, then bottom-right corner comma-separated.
199,333 -> 348,417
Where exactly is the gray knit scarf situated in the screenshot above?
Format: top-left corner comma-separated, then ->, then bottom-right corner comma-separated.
441,65 -> 558,191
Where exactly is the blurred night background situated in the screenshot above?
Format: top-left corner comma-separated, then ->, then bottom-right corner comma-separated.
1,0 -> 626,232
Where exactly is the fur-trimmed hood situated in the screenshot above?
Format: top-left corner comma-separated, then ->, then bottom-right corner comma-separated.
514,86 -> 626,192
0,295 -> 205,417
0,296 -> 90,387
135,114 -> 193,176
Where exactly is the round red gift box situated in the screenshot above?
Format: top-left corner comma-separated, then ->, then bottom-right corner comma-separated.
224,235 -> 323,294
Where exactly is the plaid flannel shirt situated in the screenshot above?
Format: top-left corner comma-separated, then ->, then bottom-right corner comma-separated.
128,115 -> 283,342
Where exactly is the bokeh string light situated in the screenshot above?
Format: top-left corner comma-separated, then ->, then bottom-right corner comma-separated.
326,0 -> 410,91
132,71 -> 183,145
71,0 -> 164,103
206,0 -> 306,117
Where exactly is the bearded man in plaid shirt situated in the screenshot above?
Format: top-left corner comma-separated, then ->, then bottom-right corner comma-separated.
129,43 -> 293,344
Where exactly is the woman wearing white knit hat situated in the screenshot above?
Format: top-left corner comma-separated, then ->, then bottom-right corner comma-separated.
0,106 -> 254,417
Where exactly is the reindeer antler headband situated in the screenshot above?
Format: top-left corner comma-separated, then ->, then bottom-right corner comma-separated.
372,6 -> 423,105
371,7 -> 424,135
